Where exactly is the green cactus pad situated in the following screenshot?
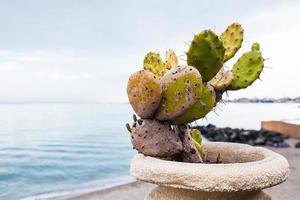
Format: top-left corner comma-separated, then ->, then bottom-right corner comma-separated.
208,68 -> 234,91
228,43 -> 264,90
190,129 -> 202,144
165,49 -> 178,70
127,70 -> 162,118
155,66 -> 203,121
189,129 -> 205,158
187,30 -> 225,81
143,52 -> 166,77
220,23 -> 244,62
173,84 -> 216,124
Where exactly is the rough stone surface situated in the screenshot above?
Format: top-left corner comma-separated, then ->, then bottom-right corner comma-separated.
146,186 -> 271,200
130,142 -> 289,192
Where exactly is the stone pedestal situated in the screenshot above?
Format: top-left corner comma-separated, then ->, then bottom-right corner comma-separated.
131,142 -> 289,200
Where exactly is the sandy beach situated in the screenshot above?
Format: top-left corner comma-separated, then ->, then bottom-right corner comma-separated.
54,140 -> 300,200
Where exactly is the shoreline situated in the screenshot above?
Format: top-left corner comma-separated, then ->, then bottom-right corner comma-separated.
21,177 -> 136,200
54,181 -> 154,200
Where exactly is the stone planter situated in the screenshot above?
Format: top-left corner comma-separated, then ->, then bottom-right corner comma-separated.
130,142 -> 289,200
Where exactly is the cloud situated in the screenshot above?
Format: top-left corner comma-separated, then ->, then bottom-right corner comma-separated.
0,1 -> 299,102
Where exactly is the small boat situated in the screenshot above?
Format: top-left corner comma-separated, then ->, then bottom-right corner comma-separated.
261,120 -> 300,139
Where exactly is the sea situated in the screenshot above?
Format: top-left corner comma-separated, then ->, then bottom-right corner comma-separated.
0,103 -> 299,200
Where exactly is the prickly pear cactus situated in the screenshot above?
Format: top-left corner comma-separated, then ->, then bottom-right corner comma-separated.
173,84 -> 216,124
187,30 -> 225,81
131,119 -> 183,157
165,49 -> 178,70
209,68 -> 234,91
143,52 -> 166,77
155,66 -> 203,121
126,22 -> 267,163
220,23 -> 244,62
127,70 -> 162,118
228,43 -> 264,90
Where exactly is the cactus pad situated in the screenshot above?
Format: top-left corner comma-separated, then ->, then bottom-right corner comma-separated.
173,84 -> 216,124
190,129 -> 205,158
228,43 -> 264,90
131,119 -> 183,157
155,66 -> 203,121
209,68 -> 234,91
190,129 -> 202,144
143,52 -> 166,77
165,49 -> 178,70
220,23 -> 244,62
127,70 -> 162,118
187,30 -> 225,81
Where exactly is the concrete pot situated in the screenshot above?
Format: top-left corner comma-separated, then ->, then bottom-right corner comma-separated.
130,142 -> 289,200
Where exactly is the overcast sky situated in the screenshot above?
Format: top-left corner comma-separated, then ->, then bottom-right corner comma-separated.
0,0 -> 299,103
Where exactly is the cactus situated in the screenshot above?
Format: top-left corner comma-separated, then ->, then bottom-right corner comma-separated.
127,70 -> 162,118
165,49 -> 178,70
155,66 -> 203,121
144,52 -> 166,77
228,43 -> 264,90
187,30 -> 225,81
220,23 -> 244,62
126,22 -> 267,163
208,68 -> 234,91
173,84 -> 216,124
131,119 -> 183,157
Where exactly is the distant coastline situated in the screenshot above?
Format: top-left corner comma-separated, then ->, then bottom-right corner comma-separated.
0,98 -> 299,104
226,97 -> 300,103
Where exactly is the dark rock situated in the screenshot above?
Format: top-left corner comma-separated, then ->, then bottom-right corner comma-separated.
193,124 -> 290,148
295,142 -> 300,148
273,142 -> 290,148
254,137 -> 266,146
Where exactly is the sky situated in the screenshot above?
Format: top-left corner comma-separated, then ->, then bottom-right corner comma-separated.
0,0 -> 299,103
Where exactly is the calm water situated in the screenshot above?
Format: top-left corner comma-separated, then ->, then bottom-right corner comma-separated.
0,103 -> 299,200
